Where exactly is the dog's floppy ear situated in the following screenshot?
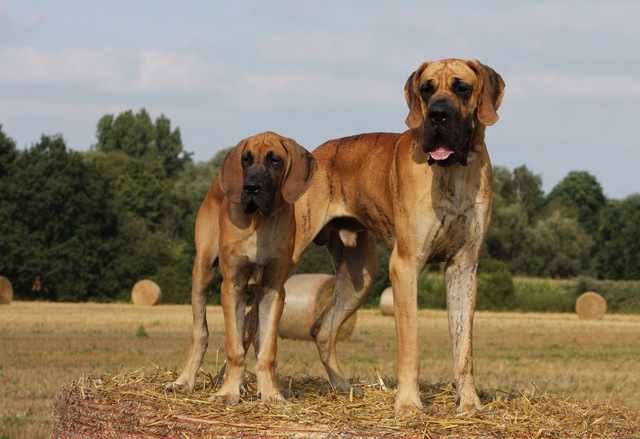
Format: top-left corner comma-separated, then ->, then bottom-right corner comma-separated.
404,62 -> 429,129
280,137 -> 317,204
467,59 -> 505,126
218,139 -> 247,204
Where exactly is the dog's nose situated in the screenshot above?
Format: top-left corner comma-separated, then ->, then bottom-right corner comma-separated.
428,102 -> 453,124
243,181 -> 262,194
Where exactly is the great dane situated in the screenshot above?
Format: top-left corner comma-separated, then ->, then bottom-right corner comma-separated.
293,58 -> 505,412
167,131 -> 316,404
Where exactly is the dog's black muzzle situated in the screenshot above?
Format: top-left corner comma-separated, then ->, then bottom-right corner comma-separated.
241,168 -> 277,215
423,97 -> 473,167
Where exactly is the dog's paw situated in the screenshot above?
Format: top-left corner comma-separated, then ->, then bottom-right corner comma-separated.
164,381 -> 193,393
212,390 -> 241,405
261,391 -> 288,405
455,389 -> 483,415
394,390 -> 423,412
334,382 -> 364,397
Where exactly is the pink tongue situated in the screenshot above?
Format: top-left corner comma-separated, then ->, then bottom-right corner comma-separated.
430,146 -> 454,161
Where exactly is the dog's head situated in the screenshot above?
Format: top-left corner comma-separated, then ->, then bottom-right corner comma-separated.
218,131 -> 317,215
404,59 -> 505,166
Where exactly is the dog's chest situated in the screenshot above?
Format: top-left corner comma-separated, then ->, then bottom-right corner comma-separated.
418,173 -> 490,263
242,218 -> 292,266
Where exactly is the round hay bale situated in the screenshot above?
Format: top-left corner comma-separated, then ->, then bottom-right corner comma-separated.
0,276 -> 13,305
379,287 -> 394,316
50,370 -> 640,439
131,279 -> 161,306
575,291 -> 606,319
279,274 -> 356,341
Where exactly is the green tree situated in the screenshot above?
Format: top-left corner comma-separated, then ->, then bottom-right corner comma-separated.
175,148 -> 231,213
85,149 -> 193,301
0,125 -> 17,177
0,128 -> 20,285
94,108 -> 192,177
486,201 -> 529,271
521,211 -> 593,278
0,134 -> 116,300
88,150 -> 187,232
597,195 -> 640,280
545,171 -> 606,237
495,165 -> 544,220
486,165 -> 543,273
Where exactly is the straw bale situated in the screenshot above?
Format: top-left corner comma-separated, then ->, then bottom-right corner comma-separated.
0,276 -> 13,305
576,291 -> 607,319
131,279 -> 162,306
50,368 -> 640,439
279,274 -> 356,341
379,287 -> 394,316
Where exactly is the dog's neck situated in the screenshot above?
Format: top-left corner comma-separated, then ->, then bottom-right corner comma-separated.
466,124 -> 488,165
229,200 -> 293,227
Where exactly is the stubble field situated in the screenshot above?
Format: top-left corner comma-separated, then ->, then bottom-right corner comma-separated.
1,301 -> 639,438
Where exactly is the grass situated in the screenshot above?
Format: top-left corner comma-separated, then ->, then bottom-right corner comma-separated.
1,301 -> 640,438
136,324 -> 149,338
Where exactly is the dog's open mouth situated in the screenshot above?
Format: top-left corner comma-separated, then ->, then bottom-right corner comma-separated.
429,145 -> 455,161
425,139 -> 465,167
423,134 -> 469,167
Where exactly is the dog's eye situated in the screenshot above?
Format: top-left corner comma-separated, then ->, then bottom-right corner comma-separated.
241,152 -> 253,168
453,82 -> 473,100
264,151 -> 283,169
270,157 -> 282,168
419,81 -> 434,97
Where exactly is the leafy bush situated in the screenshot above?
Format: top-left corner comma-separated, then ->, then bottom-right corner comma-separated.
417,265 -> 447,309
513,277 -> 574,312
417,262 -> 516,311
477,269 -> 515,310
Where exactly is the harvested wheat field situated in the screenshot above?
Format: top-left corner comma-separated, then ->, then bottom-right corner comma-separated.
1,302 -> 640,438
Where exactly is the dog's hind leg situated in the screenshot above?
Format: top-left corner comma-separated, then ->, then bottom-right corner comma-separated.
167,200 -> 220,393
167,251 -> 217,392
311,230 -> 377,395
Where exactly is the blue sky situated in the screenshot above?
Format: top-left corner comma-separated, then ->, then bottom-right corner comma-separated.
1,1 -> 639,199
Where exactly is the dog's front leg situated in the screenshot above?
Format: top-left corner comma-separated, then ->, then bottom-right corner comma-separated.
389,247 -> 423,411
254,285 -> 287,404
214,279 -> 247,404
445,257 -> 483,414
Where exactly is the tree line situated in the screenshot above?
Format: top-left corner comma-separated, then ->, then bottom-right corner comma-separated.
1,109 -> 639,303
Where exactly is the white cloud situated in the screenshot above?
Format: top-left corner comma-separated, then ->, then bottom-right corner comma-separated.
233,70 -> 397,110
260,31 -> 373,64
0,46 -> 130,87
0,45 -> 231,94
509,72 -> 640,102
0,2 -> 41,39
131,49 -> 215,92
